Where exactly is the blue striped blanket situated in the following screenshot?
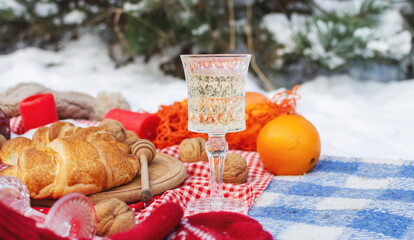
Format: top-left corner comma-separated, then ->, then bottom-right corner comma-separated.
249,155 -> 414,240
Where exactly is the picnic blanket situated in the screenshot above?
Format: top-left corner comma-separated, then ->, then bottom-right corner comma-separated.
7,117 -> 414,239
249,155 -> 414,240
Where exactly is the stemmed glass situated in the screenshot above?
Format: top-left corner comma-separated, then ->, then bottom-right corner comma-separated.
181,54 -> 251,213
0,176 -> 97,238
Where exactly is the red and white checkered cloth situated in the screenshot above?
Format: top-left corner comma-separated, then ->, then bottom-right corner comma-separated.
134,146 -> 272,222
7,118 -> 273,223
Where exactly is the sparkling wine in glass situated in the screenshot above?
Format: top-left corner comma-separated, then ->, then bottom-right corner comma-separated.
0,176 -> 97,238
181,54 -> 251,213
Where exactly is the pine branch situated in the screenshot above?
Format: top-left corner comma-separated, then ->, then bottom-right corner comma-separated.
309,0 -> 329,16
114,8 -> 127,45
246,1 -> 275,91
228,0 -> 235,51
125,12 -> 167,39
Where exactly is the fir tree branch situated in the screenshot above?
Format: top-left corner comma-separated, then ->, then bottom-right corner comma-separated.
228,0 -> 236,51
246,1 -> 275,91
114,8 -> 127,45
309,0 -> 329,16
125,12 -> 167,39
84,9 -> 115,27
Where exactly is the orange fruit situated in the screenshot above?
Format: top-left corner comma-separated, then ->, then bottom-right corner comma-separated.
245,92 -> 270,108
257,115 -> 321,175
245,92 -> 271,118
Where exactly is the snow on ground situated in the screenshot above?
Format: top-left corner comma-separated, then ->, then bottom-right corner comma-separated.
0,34 -> 188,113
0,34 -> 413,161
296,75 -> 414,160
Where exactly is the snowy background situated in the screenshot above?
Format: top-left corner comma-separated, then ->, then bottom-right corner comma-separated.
0,33 -> 413,161
0,0 -> 413,161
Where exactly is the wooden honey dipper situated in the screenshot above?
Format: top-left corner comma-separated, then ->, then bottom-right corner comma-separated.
130,139 -> 156,202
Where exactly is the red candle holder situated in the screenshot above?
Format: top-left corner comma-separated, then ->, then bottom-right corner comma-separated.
19,93 -> 59,132
104,109 -> 161,141
0,108 -> 10,140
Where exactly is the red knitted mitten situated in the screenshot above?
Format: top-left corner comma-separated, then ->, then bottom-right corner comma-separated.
169,211 -> 273,240
110,202 -> 183,240
0,202 -> 66,240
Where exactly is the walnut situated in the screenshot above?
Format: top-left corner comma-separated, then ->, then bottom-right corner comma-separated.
95,198 -> 136,237
125,130 -> 140,146
98,119 -> 126,142
178,137 -> 208,163
179,138 -> 248,184
223,153 -> 248,184
0,134 -> 6,148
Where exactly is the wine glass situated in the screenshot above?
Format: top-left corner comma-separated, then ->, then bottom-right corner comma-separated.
181,54 -> 251,213
0,176 -> 97,238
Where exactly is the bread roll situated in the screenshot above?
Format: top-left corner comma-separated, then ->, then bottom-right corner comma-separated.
0,121 -> 141,199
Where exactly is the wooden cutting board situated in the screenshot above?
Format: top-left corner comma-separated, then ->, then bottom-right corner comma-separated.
31,152 -> 187,207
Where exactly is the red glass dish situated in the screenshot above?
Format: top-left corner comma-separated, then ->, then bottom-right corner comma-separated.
0,108 -> 10,140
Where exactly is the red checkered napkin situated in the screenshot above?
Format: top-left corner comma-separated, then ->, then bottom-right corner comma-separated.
8,118 -> 273,222
134,146 -> 273,222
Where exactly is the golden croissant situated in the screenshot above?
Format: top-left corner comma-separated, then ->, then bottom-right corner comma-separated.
0,121 -> 141,199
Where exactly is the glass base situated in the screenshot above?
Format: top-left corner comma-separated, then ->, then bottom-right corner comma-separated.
44,193 -> 96,238
186,197 -> 248,215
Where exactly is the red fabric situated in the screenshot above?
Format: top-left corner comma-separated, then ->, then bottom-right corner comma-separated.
0,202 -> 65,240
0,200 -> 182,240
0,200 -> 272,240
169,211 -> 273,240
110,202 -> 183,240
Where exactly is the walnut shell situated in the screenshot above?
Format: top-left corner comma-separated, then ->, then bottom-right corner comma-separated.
223,153 -> 248,184
125,130 -> 140,146
0,134 -> 6,148
178,137 -> 208,163
95,198 -> 136,237
98,119 -> 126,142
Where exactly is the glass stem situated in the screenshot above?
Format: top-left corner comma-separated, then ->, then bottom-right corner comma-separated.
206,133 -> 227,199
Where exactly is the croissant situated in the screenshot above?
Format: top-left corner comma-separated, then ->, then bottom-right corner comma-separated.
0,121 -> 141,199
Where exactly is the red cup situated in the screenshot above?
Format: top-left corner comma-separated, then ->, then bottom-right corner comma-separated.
0,108 -> 10,140
104,109 -> 161,141
19,93 -> 59,132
